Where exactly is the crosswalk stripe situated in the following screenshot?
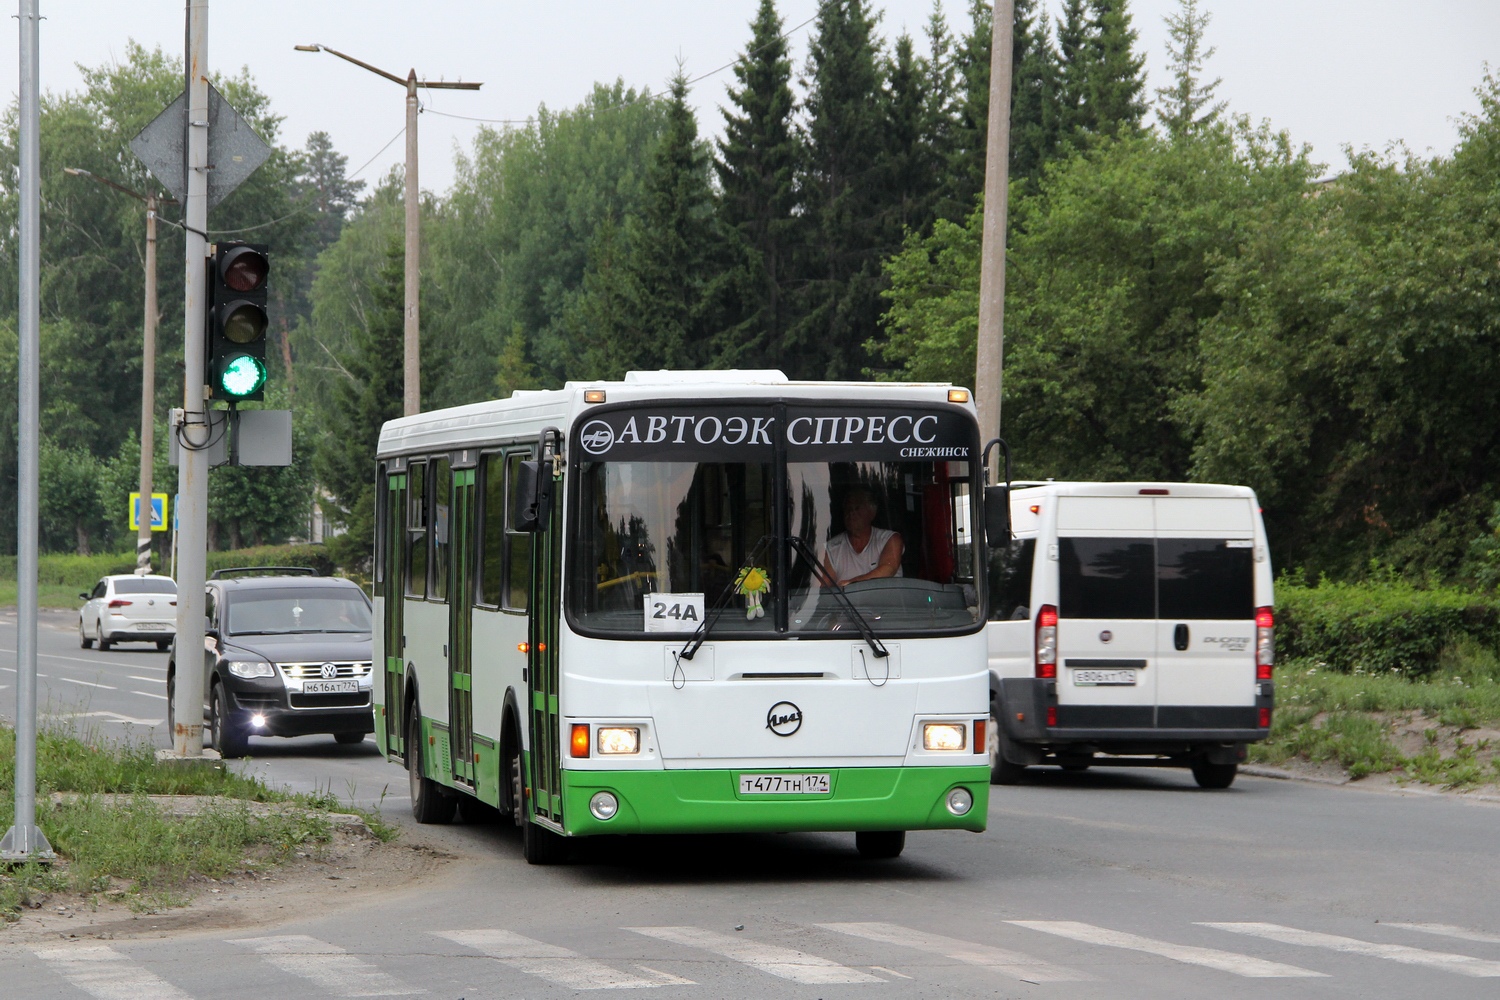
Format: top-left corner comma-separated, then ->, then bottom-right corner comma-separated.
818,921 -> 1090,983
436,929 -> 688,989
1008,921 -> 1326,978
1201,922 -> 1500,977
1385,923 -> 1500,946
627,926 -> 882,985
31,944 -> 196,1000
229,934 -> 423,996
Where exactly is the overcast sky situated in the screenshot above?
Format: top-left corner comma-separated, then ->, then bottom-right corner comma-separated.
4,1 -> 1498,197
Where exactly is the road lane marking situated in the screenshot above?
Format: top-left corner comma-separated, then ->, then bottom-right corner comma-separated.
31,944 -> 196,1000
1,646 -> 155,668
66,710 -> 164,726
230,935 -> 422,995
129,675 -> 165,683
56,676 -> 118,690
130,691 -> 169,701
1009,921 -> 1325,978
818,922 -> 1089,982
1385,923 -> 1500,945
627,926 -> 882,985
436,929 -> 687,989
1202,922 -> 1500,977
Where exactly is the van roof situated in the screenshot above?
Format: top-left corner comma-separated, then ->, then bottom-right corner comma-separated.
1009,481 -> 1257,500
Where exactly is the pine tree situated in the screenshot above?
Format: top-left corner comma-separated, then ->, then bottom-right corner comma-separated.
884,33 -> 935,235
793,0 -> 889,378
715,0 -> 801,369
1156,0 -> 1226,139
1055,0 -> 1091,140
1086,0 -> 1147,136
920,1 -> 959,189
1010,3 -> 1059,185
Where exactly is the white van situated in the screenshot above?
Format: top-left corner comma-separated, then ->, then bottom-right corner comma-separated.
985,482 -> 1274,788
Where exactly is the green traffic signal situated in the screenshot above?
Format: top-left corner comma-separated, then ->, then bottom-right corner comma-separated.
219,354 -> 267,398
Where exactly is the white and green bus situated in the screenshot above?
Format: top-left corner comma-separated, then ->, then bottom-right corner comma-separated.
373,370 -> 994,863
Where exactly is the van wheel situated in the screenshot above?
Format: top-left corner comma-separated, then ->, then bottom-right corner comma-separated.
1059,754 -> 1093,772
407,711 -> 455,824
856,831 -> 906,859
1192,761 -> 1238,789
989,705 -> 1029,785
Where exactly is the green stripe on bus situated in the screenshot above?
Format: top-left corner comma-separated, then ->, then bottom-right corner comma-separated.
452,673 -> 471,692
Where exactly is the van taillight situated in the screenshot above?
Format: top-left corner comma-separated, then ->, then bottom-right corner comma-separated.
1255,606 -> 1274,679
107,599 -> 132,608
1259,707 -> 1271,728
1035,604 -> 1058,678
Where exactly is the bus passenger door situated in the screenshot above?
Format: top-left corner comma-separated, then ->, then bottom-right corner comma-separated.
382,468 -> 407,760
527,455 -> 564,827
449,465 -> 477,787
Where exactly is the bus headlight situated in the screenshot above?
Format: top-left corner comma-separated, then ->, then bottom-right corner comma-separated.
597,727 -> 640,755
589,791 -> 619,820
946,787 -> 974,816
922,722 -> 966,751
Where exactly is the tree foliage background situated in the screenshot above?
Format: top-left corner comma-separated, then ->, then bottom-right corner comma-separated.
4,2 -> 1499,588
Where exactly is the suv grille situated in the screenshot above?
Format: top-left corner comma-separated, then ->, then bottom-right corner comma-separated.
278,661 -> 372,679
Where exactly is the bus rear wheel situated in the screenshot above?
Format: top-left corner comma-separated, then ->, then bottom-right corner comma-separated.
510,742 -> 568,865
856,830 -> 905,859
407,711 -> 455,824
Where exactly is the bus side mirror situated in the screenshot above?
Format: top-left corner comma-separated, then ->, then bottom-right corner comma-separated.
511,460 -> 550,533
984,484 -> 1011,546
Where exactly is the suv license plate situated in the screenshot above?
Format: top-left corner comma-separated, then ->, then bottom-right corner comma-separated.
1073,669 -> 1137,686
739,773 -> 830,795
303,680 -> 358,694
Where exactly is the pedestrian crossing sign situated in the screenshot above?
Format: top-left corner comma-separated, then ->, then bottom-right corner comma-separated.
129,492 -> 169,532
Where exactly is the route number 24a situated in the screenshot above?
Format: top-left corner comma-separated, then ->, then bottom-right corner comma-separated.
651,601 -> 699,623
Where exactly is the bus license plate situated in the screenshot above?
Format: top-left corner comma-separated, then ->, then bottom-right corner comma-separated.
303,680 -> 358,694
739,773 -> 830,795
1072,669 -> 1137,686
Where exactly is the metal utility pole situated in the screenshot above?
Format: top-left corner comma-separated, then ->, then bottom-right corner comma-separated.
171,0 -> 211,759
294,43 -> 481,417
63,169 -> 169,576
976,0 -> 1015,483
3,0 -> 54,860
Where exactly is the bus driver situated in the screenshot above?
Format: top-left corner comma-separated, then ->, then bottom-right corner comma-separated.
823,487 -> 904,588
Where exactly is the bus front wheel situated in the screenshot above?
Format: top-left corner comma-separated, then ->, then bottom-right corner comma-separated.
510,742 -> 568,865
856,830 -> 905,859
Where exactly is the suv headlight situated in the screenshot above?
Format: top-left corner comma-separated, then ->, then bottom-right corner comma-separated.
227,660 -> 275,679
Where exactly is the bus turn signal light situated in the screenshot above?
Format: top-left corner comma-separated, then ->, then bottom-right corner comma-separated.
517,642 -> 529,653
570,724 -> 590,758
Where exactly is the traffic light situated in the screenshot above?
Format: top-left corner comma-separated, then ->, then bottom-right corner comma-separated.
206,242 -> 270,401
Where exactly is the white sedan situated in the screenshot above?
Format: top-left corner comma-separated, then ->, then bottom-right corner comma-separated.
79,574 -> 178,651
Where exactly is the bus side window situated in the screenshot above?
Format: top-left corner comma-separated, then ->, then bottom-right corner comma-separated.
504,451 -> 532,611
431,457 -> 451,602
477,453 -> 506,608
989,537 -> 1036,621
406,461 -> 428,599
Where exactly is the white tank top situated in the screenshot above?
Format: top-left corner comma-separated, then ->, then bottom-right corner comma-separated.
825,526 -> 901,582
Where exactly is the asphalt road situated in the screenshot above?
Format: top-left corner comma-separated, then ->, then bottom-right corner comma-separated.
4,607 -> 1500,998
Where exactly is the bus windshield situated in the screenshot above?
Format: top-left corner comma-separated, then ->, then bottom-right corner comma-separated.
568,404 -> 982,637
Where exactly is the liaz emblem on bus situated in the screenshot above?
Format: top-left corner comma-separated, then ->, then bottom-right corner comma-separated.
766,701 -> 803,737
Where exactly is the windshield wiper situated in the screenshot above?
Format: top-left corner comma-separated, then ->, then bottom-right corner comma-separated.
678,536 -> 773,662
785,535 -> 890,661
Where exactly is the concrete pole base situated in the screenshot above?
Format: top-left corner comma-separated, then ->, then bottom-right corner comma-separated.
154,747 -> 224,767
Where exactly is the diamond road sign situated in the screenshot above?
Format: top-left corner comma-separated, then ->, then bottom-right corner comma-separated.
130,85 -> 272,210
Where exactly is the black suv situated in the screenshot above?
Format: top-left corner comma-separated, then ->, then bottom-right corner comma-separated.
167,569 -> 374,757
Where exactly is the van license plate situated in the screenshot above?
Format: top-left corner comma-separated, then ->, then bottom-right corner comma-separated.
304,680 -> 358,694
739,773 -> 830,794
1073,669 -> 1136,686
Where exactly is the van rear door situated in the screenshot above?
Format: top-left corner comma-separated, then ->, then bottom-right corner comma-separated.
1055,497 -> 1158,728
1152,497 -> 1258,728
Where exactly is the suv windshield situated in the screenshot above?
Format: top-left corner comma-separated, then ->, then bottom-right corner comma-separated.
226,588 -> 373,635
569,403 -> 982,638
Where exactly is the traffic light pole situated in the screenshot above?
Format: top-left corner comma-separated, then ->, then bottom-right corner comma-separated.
171,0 -> 211,759
137,193 -> 158,574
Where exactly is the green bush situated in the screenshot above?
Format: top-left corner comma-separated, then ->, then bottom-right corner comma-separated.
0,552 -> 138,590
1277,579 -> 1500,676
205,543 -> 335,578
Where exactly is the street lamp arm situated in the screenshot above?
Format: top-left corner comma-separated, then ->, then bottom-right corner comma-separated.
418,80 -> 483,91
295,42 -> 408,87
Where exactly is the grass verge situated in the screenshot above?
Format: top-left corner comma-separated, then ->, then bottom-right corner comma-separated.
1,723 -> 395,922
1251,640 -> 1500,787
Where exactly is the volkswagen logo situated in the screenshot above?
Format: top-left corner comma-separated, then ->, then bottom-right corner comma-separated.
766,701 -> 802,737
580,419 -> 615,455
1099,630 -> 1113,643
320,662 -> 338,679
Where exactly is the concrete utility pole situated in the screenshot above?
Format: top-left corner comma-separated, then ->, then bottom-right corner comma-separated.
294,43 -> 481,417
63,169 -> 168,575
171,0 -> 211,759
976,0 -> 1015,484
3,0 -> 53,861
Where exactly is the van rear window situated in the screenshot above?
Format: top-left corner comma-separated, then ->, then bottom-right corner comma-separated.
988,538 -> 1036,621
1059,538 -> 1155,619
1157,539 -> 1253,620
1059,537 -> 1254,621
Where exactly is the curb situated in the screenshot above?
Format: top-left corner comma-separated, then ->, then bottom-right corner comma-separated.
1242,763 -> 1500,803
